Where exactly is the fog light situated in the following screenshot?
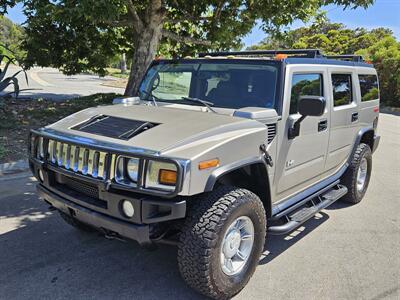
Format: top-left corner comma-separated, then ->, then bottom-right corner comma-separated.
122,200 -> 135,218
38,169 -> 44,182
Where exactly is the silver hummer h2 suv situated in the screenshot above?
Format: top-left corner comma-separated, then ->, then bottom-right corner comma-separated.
29,49 -> 380,299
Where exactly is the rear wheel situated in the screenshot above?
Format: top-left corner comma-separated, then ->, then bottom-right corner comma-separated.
177,186 -> 266,299
341,143 -> 372,204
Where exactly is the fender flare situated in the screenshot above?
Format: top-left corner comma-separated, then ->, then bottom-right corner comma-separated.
204,156 -> 273,217
348,126 -> 375,164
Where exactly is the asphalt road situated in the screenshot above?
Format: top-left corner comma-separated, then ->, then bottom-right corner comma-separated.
0,113 -> 399,300
2,65 -> 124,100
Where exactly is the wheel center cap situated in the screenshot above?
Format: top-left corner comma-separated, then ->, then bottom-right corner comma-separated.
224,230 -> 241,258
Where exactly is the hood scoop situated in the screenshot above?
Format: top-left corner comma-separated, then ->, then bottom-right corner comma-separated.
72,115 -> 159,140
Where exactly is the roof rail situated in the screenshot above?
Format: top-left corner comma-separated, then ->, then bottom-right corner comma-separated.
325,55 -> 364,62
198,49 -> 323,58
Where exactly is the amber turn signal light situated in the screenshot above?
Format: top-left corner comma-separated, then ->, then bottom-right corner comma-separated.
198,158 -> 219,170
158,169 -> 177,185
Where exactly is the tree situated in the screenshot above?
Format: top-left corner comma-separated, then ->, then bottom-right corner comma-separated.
0,15 -> 24,59
0,0 -> 373,96
248,14 -> 399,107
357,37 -> 400,107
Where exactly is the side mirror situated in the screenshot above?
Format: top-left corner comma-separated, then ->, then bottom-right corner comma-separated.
298,96 -> 326,117
288,96 -> 326,139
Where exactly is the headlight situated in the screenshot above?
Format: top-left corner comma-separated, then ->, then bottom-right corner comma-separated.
115,156 -> 140,186
145,160 -> 177,191
114,156 -> 179,192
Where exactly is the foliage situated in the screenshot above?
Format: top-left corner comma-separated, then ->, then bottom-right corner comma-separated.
0,44 -> 28,97
0,140 -> 5,160
0,93 -> 119,163
0,15 -> 24,59
249,14 -> 400,107
356,37 -> 400,107
0,0 -> 373,96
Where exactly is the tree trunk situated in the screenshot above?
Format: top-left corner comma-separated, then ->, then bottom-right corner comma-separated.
124,23 -> 163,96
120,53 -> 127,74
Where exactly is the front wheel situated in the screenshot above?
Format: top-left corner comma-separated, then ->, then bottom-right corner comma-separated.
177,187 -> 266,299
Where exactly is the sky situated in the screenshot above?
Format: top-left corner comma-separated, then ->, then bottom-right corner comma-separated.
242,0 -> 400,47
5,0 -> 400,47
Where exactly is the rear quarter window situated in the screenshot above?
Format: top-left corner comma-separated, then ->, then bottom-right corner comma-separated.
359,74 -> 379,101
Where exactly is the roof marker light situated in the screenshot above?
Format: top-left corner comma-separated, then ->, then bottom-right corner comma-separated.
275,54 -> 288,60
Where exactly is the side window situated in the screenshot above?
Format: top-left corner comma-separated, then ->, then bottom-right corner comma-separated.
359,74 -> 379,101
290,74 -> 323,114
331,74 -> 353,106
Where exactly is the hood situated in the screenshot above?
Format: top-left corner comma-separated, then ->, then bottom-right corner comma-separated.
47,104 -> 266,157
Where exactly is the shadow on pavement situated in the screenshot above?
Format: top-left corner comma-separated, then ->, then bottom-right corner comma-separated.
323,200 -> 353,210
0,181 -> 205,300
380,111 -> 400,117
16,92 -> 83,101
1,178 -> 345,299
260,212 -> 329,265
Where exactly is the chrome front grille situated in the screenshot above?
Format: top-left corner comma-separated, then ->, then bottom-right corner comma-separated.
47,140 -> 108,179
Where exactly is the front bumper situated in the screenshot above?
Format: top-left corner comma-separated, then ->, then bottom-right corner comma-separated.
37,184 -> 152,245
32,158 -> 187,245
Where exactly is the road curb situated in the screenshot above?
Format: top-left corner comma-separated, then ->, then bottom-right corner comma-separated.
0,159 -> 29,176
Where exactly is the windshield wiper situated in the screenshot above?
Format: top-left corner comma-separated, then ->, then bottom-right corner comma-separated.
140,90 -> 158,107
181,97 -> 217,113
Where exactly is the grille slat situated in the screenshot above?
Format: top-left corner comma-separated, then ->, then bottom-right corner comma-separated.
65,144 -> 72,169
47,139 -> 107,179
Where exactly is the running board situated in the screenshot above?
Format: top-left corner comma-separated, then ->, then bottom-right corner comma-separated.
268,184 -> 348,235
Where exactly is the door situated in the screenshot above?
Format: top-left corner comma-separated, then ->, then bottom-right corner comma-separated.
274,66 -> 330,201
325,69 -> 359,172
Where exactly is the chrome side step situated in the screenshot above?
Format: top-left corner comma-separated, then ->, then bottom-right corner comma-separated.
268,184 -> 348,235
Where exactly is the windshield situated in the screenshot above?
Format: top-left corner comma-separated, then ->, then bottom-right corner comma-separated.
138,60 -> 280,109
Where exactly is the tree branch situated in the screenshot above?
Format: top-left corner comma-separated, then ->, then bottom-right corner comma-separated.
212,1 -> 225,24
100,19 -> 133,27
125,0 -> 143,32
162,30 -> 211,46
165,16 -> 214,24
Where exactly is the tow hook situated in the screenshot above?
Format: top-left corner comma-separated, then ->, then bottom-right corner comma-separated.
260,144 -> 273,167
102,229 -> 126,243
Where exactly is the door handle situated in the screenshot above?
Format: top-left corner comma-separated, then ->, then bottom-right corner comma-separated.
318,119 -> 328,132
351,112 -> 359,122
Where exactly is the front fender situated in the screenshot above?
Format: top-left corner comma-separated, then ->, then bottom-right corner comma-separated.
204,156 -> 265,192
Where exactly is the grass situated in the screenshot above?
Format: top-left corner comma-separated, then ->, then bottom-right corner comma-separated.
0,93 -> 121,163
107,68 -> 129,79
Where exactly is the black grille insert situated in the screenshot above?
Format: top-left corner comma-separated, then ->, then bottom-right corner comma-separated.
72,115 -> 159,140
53,175 -> 107,209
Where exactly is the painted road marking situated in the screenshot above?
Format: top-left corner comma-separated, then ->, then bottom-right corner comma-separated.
29,69 -> 55,87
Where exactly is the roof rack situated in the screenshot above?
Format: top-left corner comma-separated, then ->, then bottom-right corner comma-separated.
198,49 -> 323,58
325,55 -> 364,62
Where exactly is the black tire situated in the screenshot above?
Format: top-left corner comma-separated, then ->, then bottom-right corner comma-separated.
341,143 -> 372,204
59,211 -> 95,232
177,186 -> 266,299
